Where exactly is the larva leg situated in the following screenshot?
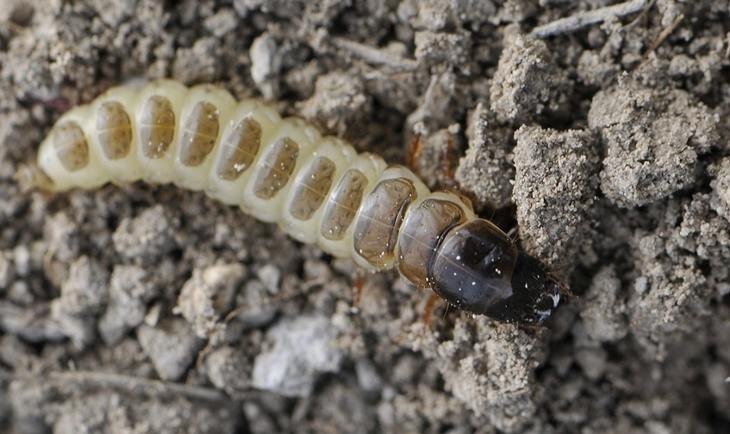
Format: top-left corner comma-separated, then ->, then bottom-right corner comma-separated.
352,270 -> 366,307
421,292 -> 442,326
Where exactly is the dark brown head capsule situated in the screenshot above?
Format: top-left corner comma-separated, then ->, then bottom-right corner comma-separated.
428,219 -> 561,325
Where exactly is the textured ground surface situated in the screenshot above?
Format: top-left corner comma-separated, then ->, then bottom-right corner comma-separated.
1,0 -> 729,433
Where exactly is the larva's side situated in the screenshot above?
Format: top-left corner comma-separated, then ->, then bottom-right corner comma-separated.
37,80 -> 562,325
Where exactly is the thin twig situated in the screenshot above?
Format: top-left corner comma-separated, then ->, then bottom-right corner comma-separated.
644,14 -> 684,56
329,36 -> 418,71
633,13 -> 684,70
3,20 -> 26,34
622,0 -> 656,30
222,278 -> 321,324
13,371 -> 236,403
530,0 -> 649,39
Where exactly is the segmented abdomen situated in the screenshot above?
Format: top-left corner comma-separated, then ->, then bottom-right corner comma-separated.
37,80 -> 482,288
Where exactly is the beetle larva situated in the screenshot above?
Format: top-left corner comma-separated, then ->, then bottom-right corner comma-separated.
36,79 -> 562,324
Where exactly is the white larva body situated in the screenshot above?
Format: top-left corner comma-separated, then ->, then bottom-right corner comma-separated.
36,79 -> 566,325
37,79 -> 475,272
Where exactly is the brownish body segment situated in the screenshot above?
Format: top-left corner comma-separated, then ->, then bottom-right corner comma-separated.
138,95 -> 175,158
179,101 -> 220,166
38,80 -> 563,326
289,156 -> 336,220
96,101 -> 132,159
215,117 -> 262,180
397,198 -> 466,288
254,137 -> 299,199
354,177 -> 416,268
320,169 -> 368,241
52,121 -> 89,171
429,219 -> 517,312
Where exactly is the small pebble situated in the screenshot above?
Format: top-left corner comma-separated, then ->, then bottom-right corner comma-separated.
113,205 -> 178,262
0,251 -> 13,292
490,32 -> 567,124
250,32 -> 282,99
58,256 -> 108,317
252,315 -> 343,397
99,266 -> 158,345
256,264 -> 280,294
137,318 -> 203,381
205,346 -> 252,395
176,263 -> 246,337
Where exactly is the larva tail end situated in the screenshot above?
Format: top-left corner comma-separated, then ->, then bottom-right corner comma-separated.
14,163 -> 56,193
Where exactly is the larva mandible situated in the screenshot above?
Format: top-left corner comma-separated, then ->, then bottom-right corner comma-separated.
36,79 -> 562,325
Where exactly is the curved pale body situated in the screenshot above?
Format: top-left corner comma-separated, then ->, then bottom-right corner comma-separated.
37,80 -> 564,324
38,80 -> 474,270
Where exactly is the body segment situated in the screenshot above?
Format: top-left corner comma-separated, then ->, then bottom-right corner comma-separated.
36,80 -> 562,325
